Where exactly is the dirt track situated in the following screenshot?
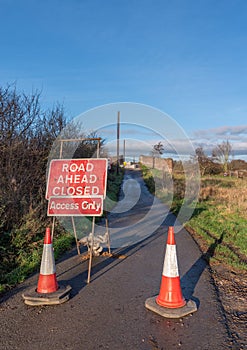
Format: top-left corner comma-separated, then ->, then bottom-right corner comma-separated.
0,170 -> 238,349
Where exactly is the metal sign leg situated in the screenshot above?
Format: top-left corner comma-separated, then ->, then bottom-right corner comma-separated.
105,215 -> 111,254
51,216 -> 55,242
87,216 -> 95,283
71,217 -> 80,255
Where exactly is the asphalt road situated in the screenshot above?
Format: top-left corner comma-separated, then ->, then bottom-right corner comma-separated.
0,169 -> 232,349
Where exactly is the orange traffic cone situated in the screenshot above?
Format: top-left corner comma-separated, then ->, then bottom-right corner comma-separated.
145,226 -> 197,318
156,226 -> 185,308
37,227 -> 58,293
22,227 -> 71,306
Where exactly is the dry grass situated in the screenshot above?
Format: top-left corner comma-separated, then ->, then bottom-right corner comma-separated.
200,177 -> 247,217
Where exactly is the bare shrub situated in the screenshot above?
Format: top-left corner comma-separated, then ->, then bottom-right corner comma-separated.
0,85 -> 66,231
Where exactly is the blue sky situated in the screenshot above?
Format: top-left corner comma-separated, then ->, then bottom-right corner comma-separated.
1,0 -> 247,159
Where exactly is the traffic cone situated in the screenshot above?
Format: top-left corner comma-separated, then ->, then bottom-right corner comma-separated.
37,227 -> 58,293
22,228 -> 71,306
145,226 -> 197,318
156,226 -> 185,308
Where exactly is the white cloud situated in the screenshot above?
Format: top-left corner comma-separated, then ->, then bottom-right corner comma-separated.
193,125 -> 247,139
191,125 -> 247,158
97,122 -> 247,161
104,137 -> 199,159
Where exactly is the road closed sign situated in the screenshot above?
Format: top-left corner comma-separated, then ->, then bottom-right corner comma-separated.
46,159 -> 108,199
46,158 -> 108,216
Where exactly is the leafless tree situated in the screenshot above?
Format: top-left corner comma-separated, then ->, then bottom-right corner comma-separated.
73,131 -> 105,158
151,141 -> 164,157
195,147 -> 213,176
0,85 -> 107,233
212,140 -> 232,173
0,85 -> 67,231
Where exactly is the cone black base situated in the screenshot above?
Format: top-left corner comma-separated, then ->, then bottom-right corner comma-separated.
145,296 -> 197,318
22,284 -> 72,306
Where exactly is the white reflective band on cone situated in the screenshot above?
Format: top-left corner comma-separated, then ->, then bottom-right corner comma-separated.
40,244 -> 56,275
162,244 -> 179,277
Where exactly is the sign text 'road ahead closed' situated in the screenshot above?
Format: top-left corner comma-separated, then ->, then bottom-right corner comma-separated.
46,158 -> 108,216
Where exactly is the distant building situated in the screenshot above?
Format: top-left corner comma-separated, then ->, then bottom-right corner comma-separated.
139,155 -> 173,172
109,155 -> 124,166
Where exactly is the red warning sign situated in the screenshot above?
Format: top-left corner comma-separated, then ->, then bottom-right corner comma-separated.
46,159 -> 108,200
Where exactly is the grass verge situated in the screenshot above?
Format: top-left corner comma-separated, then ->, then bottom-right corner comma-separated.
140,164 -> 247,273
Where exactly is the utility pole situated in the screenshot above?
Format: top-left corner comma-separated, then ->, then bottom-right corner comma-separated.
117,111 -> 120,174
123,139 -> 126,162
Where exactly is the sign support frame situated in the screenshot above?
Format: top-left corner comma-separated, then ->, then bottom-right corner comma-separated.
48,137 -> 109,283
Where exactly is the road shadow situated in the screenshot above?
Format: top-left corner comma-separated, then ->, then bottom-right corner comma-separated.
189,205 -> 206,219
181,232 -> 225,307
63,168 -> 175,294
0,283 -> 27,304
58,226 -> 166,299
0,228 -> 224,306
34,211 -> 177,300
